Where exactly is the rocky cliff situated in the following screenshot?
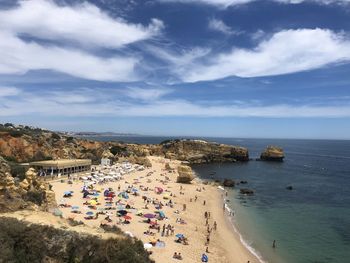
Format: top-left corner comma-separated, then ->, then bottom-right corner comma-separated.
0,156 -> 56,212
0,124 -> 250,166
260,146 -> 285,161
158,139 -> 249,163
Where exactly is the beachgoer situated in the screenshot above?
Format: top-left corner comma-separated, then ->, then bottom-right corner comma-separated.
213,221 -> 217,230
203,200 -> 206,206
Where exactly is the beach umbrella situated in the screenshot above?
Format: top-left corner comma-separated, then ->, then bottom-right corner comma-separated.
163,194 -> 170,200
131,188 -> 138,192
86,211 -> 94,215
117,210 -> 128,216
89,200 -> 97,205
64,191 -> 72,195
144,213 -> 155,219
144,243 -> 152,249
116,205 -> 125,210
53,209 -> 63,216
136,210 -> 144,216
158,211 -> 165,218
175,234 -> 184,239
71,206 -> 79,210
124,215 -> 132,220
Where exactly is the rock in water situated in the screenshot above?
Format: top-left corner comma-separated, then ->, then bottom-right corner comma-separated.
223,179 -> 235,187
260,146 -> 284,161
240,189 -> 254,195
177,165 -> 194,184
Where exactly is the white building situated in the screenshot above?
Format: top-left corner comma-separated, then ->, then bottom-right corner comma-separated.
101,158 -> 111,166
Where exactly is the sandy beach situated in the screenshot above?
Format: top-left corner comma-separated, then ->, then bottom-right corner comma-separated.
51,156 -> 259,263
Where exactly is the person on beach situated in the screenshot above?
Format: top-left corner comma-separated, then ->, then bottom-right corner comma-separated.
203,200 -> 206,206
213,221 -> 217,230
195,195 -> 198,202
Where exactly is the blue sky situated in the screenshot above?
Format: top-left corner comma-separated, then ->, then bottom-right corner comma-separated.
1,0 -> 350,139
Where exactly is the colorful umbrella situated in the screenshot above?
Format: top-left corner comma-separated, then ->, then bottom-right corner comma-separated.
144,213 -> 155,219
86,211 -> 94,215
117,210 -> 128,215
175,234 -> 184,239
124,215 -> 132,220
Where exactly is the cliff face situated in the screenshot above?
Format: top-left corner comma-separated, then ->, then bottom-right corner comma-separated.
260,146 -> 285,161
159,139 -> 249,163
0,156 -> 56,212
0,125 -> 249,165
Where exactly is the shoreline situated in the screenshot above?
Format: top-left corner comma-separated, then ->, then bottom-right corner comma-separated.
50,156 -> 260,262
218,187 -> 266,263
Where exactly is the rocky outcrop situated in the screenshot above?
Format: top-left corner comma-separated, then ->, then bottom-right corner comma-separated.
223,179 -> 235,187
0,156 -> 56,212
160,139 -> 249,164
177,165 -> 194,184
260,146 -> 284,162
240,189 -> 254,195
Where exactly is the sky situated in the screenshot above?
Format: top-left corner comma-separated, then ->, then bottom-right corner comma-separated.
1,0 -> 350,139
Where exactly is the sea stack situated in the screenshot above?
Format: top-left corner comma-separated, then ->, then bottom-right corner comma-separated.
260,146 -> 285,162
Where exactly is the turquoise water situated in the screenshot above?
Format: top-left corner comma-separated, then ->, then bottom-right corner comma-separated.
192,139 -> 350,263
85,136 -> 350,263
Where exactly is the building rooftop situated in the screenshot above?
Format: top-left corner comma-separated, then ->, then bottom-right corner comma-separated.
30,159 -> 91,168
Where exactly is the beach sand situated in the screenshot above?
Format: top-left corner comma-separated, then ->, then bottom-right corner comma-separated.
51,156 -> 259,263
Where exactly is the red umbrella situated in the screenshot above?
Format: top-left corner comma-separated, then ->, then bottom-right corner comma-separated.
124,215 -> 132,220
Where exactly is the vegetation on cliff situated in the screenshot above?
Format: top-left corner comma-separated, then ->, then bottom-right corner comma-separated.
0,217 -> 154,263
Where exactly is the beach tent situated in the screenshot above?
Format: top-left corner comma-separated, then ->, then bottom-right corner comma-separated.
175,234 -> 184,239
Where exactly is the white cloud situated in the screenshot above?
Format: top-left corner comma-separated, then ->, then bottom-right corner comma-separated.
0,0 -> 164,49
124,87 -> 173,100
0,86 -> 21,97
208,18 -> 241,35
181,28 -> 350,82
0,0 -> 167,81
0,31 -> 137,81
159,0 -> 350,8
1,87 -> 350,118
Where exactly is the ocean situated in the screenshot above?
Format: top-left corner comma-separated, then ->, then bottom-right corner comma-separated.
81,136 -> 350,263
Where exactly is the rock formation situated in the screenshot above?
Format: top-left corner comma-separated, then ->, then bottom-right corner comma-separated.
260,146 -> 284,162
0,156 -> 56,212
240,189 -> 254,195
160,139 -> 249,164
177,165 -> 194,184
223,179 -> 235,187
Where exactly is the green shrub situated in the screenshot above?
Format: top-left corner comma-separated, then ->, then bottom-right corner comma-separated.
110,145 -> 127,156
25,190 -> 45,206
51,133 -> 61,140
0,217 -> 154,263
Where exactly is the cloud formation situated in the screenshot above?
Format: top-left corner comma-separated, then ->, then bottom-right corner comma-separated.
0,0 -> 163,49
180,28 -> 350,82
0,0 -> 164,81
1,86 -> 350,118
159,0 -> 350,8
208,18 -> 241,35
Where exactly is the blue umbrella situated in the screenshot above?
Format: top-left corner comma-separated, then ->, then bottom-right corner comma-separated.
64,191 -> 72,195
71,206 -> 79,210
86,211 -> 94,215
175,234 -> 184,239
